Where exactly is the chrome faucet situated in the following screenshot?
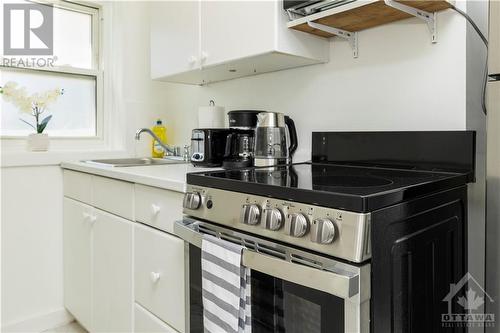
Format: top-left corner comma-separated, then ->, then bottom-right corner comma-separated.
135,128 -> 179,156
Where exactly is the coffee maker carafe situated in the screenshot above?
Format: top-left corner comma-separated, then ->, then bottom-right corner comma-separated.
254,112 -> 297,167
222,110 -> 261,169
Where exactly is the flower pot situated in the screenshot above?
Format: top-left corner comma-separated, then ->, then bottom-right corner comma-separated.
27,133 -> 49,151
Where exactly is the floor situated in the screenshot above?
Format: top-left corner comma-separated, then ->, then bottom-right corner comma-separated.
43,321 -> 87,333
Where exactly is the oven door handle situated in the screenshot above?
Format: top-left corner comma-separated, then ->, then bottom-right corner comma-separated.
174,219 -> 361,299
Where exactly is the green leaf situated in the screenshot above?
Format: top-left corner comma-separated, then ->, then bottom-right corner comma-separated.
19,118 -> 36,131
37,115 -> 52,133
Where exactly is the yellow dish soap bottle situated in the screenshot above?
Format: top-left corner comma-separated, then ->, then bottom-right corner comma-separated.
152,119 -> 167,158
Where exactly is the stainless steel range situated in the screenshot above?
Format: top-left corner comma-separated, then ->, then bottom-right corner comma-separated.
182,184 -> 371,263
175,131 -> 476,333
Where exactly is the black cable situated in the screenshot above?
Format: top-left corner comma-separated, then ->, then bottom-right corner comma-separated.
451,5 -> 489,46
450,5 -> 489,115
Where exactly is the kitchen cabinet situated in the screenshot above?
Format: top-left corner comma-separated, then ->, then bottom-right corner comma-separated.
150,1 -> 200,79
63,198 -> 133,332
199,1 -> 275,67
150,0 -> 328,85
92,176 -> 134,220
135,184 -> 183,234
63,198 -> 92,331
92,209 -> 133,333
62,170 -> 188,332
134,223 -> 186,333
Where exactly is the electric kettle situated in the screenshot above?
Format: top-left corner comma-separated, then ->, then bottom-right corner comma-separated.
254,112 -> 298,166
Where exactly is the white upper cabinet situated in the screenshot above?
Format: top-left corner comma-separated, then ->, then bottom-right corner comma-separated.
199,1 -> 275,67
151,0 -> 329,85
150,1 -> 200,79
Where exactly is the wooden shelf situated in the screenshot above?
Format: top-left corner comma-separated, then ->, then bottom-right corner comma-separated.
287,0 -> 453,38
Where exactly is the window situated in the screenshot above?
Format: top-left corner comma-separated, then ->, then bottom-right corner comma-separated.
0,0 -> 101,137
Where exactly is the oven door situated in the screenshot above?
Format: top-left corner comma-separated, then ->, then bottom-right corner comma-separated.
175,218 -> 370,333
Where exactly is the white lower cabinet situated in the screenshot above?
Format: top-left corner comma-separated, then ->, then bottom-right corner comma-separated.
92,209 -> 133,332
134,184 -> 184,234
63,197 -> 133,332
134,303 -> 178,333
63,170 -> 188,333
63,198 -> 93,331
134,223 -> 186,333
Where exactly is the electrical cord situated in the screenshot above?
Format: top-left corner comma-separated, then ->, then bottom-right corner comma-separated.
450,5 -> 489,115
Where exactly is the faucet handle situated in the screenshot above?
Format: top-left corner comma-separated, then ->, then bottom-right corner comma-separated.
183,145 -> 191,161
172,146 -> 181,157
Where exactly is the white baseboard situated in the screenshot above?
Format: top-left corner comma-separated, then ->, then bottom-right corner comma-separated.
1,308 -> 75,333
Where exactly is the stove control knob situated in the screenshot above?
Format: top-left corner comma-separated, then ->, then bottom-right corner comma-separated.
183,192 -> 201,210
286,213 -> 309,237
311,218 -> 336,244
263,208 -> 284,231
240,204 -> 261,225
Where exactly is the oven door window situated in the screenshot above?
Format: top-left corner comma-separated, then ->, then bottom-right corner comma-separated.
189,245 -> 344,333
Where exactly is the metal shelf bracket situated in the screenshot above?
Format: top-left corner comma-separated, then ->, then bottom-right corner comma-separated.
384,0 -> 437,43
307,21 -> 358,58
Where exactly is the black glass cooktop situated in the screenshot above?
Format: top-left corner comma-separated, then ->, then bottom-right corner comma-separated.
187,163 -> 469,212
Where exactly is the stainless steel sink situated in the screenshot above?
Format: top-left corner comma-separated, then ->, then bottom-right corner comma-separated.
84,157 -> 187,167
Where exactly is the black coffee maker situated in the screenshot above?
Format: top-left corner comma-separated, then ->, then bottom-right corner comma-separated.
223,110 -> 261,169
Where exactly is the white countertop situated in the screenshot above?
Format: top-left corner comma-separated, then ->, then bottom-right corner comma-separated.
61,161 -> 218,193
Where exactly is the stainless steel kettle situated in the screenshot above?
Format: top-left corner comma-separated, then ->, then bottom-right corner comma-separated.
254,112 -> 298,167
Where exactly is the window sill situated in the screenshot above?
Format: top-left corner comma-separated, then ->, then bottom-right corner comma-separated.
1,149 -> 130,167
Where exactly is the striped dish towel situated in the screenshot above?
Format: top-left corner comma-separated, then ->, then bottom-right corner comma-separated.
201,234 -> 251,333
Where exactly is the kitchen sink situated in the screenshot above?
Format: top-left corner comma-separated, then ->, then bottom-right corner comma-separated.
84,157 -> 187,167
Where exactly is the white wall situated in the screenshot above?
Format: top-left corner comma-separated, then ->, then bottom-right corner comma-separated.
0,2 -> 170,331
161,9 -> 468,163
1,166 -> 70,331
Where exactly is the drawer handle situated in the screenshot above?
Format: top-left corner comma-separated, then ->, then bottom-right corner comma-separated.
151,204 -> 161,215
83,213 -> 97,225
150,272 -> 161,283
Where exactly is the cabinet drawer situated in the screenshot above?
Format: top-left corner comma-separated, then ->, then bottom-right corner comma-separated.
135,184 -> 183,234
135,303 -> 178,333
63,170 -> 92,203
92,175 -> 134,220
134,223 -> 186,333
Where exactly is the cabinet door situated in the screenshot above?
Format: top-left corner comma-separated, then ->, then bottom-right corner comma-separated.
489,0 -> 500,75
92,209 -> 134,333
150,1 -> 200,79
200,1 -> 275,67
134,223 -> 186,333
63,198 -> 93,331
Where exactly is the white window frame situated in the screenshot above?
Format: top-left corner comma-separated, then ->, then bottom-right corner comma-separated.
0,0 -> 103,140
